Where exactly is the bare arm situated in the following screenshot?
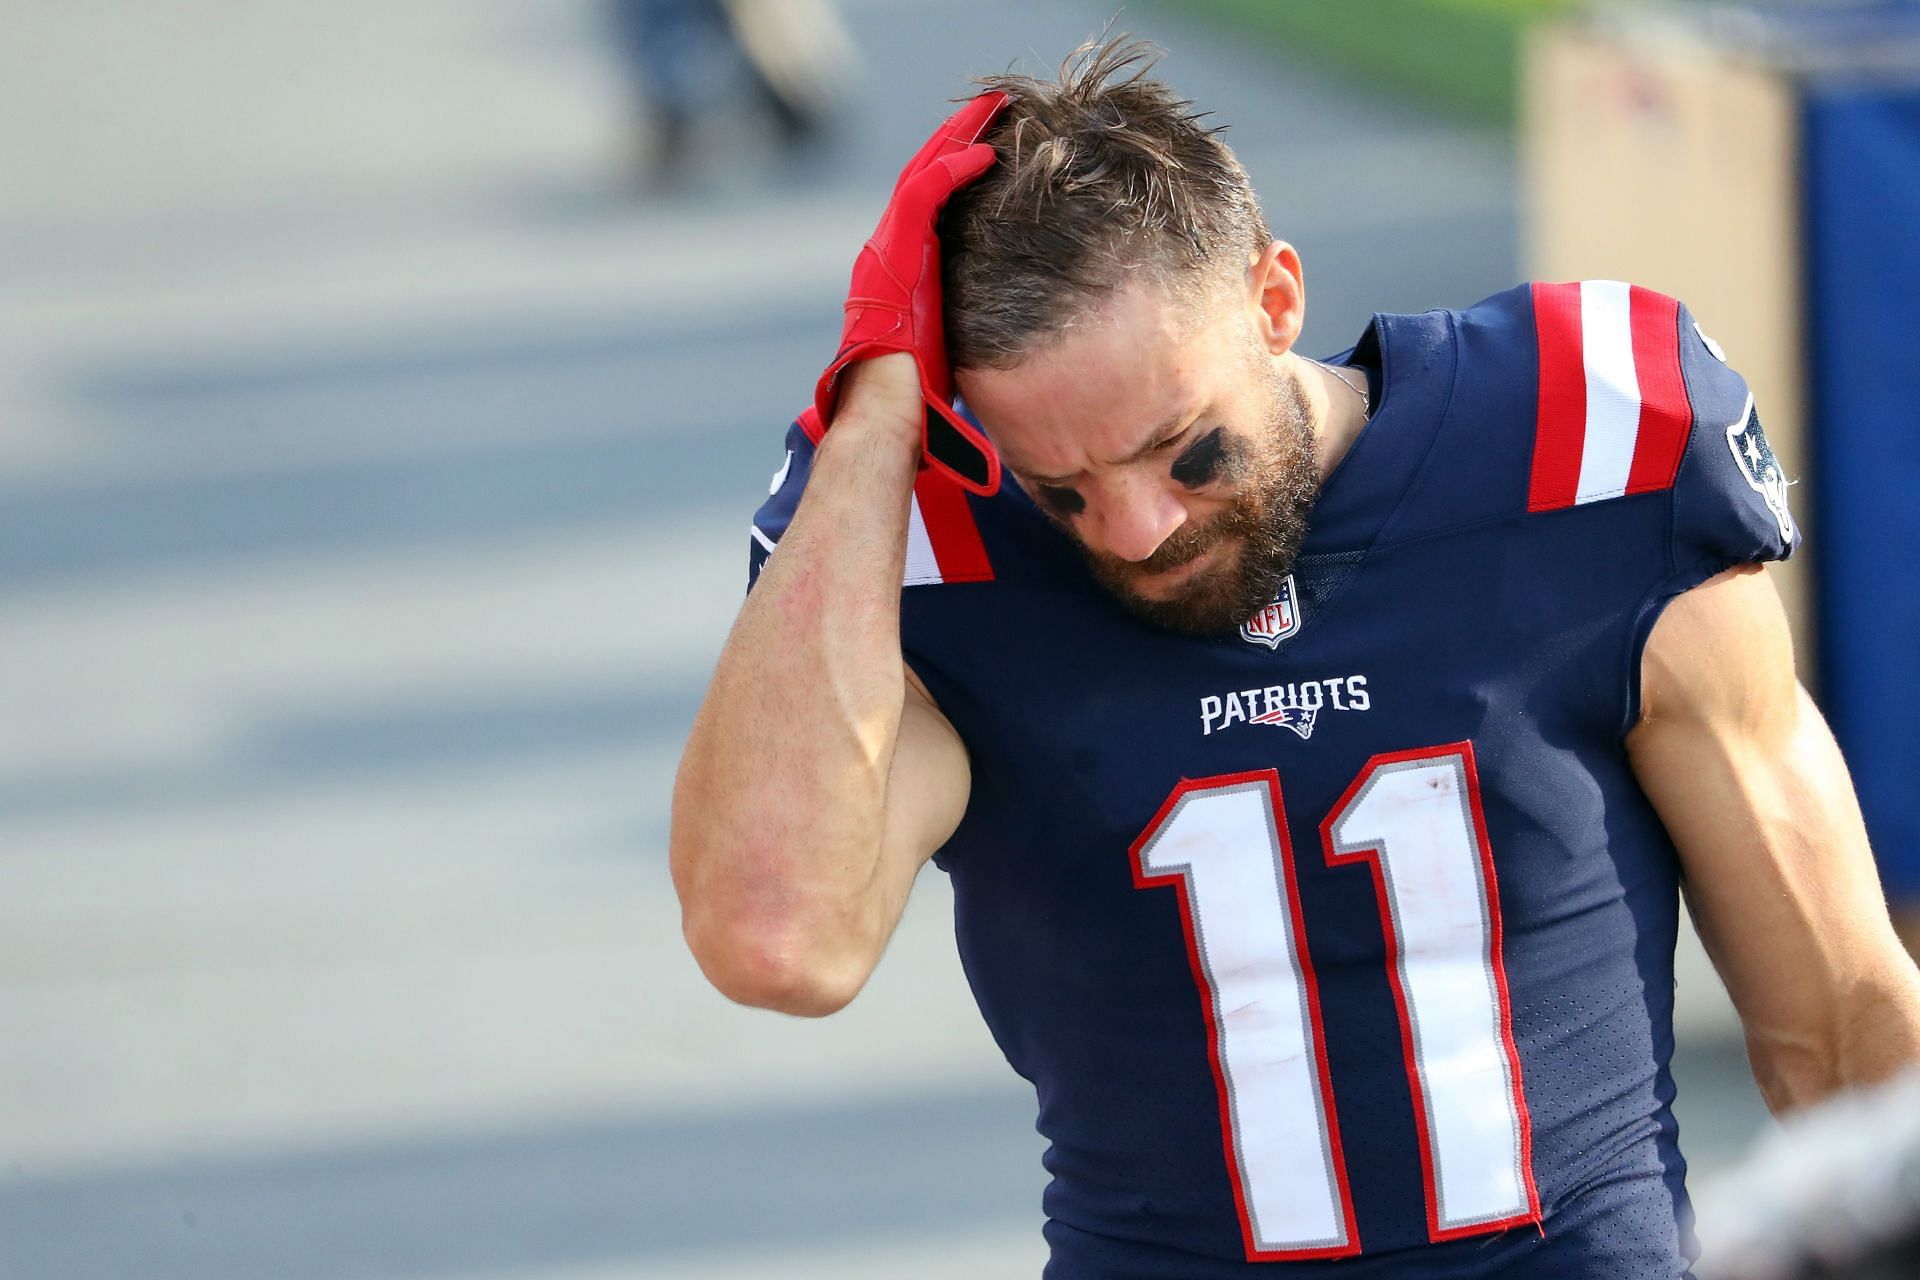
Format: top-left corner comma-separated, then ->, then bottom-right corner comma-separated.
1628,564 -> 1920,1110
671,356 -> 972,1016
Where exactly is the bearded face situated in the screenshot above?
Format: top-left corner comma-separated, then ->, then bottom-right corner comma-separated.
1072,350 -> 1319,635
956,279 -> 1326,637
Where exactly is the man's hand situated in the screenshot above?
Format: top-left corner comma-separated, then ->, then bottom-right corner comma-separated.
815,92 -> 1008,495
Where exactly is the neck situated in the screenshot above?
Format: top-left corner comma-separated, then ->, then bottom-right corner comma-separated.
1290,352 -> 1369,482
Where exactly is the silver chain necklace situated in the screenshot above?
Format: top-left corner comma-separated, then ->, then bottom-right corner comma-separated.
1312,357 -> 1371,419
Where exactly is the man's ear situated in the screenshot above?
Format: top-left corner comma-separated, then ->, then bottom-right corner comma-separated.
1247,241 -> 1305,356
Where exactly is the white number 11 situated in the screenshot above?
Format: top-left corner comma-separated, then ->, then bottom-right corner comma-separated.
1130,742 -> 1540,1261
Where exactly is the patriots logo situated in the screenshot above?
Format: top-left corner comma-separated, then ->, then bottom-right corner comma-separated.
1240,575 -> 1302,649
1726,396 -> 1795,543
1249,703 -> 1319,740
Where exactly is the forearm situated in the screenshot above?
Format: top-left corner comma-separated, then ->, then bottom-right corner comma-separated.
671,409 -> 923,1008
1737,712 -> 1920,1107
1739,941 -> 1920,1112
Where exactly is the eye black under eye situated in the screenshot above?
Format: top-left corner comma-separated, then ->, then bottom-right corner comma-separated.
1170,428 -> 1228,488
1036,484 -> 1085,516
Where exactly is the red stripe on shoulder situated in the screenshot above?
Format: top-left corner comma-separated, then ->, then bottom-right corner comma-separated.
1623,287 -> 1690,495
913,469 -> 994,583
1527,282 -> 1587,513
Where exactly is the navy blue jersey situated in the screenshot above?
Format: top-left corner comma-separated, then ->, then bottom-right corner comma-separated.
747,282 -> 1797,1277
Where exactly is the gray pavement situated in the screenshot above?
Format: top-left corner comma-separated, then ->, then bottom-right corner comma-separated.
0,2 -> 1767,1276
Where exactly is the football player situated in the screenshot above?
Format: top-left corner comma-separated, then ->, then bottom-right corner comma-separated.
672,38 -> 1920,1277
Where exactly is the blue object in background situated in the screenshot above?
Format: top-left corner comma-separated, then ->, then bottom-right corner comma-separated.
1802,68 -> 1920,898
609,0 -> 734,110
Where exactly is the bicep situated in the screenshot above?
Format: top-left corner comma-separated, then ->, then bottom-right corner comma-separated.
1628,566 -> 1919,1105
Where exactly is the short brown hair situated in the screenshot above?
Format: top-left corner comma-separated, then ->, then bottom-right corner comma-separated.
940,36 -> 1272,371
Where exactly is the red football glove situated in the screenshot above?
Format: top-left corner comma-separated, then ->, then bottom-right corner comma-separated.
814,91 -> 1009,495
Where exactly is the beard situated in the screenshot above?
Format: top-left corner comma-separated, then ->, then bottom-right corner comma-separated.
1078,356 -> 1321,636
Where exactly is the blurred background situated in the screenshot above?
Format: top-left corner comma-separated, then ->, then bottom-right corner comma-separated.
2,1 -> 1915,1277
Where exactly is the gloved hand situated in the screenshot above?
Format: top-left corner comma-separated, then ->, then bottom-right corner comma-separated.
813,91 -> 1009,495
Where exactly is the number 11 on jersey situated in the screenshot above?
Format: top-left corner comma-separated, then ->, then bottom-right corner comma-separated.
1131,742 -> 1540,1261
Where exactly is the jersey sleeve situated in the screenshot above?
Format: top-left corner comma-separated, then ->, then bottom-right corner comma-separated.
1522,282 -> 1799,578
746,417 -> 817,593
1425,282 -> 1804,735
1665,300 -> 1800,576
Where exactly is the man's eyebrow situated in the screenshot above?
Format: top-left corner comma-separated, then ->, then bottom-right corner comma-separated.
1022,409 -> 1197,486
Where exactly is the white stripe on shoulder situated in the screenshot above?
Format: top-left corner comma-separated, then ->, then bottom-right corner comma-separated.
1574,279 -> 1641,504
903,493 -> 943,586
749,525 -> 778,554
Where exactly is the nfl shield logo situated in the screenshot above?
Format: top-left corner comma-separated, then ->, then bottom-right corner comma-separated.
1240,575 -> 1302,649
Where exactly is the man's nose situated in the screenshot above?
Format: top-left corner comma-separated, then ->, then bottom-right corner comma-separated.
1095,475 -> 1188,563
